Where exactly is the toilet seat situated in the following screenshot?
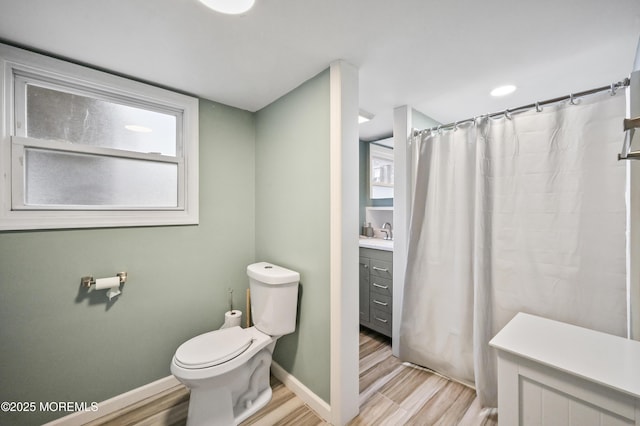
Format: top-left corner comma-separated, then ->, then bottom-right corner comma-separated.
174,327 -> 253,369
171,326 -> 274,382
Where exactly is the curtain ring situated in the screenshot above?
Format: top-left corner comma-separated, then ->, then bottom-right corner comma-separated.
610,83 -> 617,96
504,109 -> 512,120
535,102 -> 542,112
453,121 -> 458,131
437,125 -> 442,135
569,93 -> 579,105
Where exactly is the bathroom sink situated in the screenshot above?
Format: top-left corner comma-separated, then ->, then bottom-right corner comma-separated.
359,236 -> 393,251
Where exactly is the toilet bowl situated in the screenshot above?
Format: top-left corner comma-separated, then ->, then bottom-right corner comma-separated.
171,326 -> 275,425
171,262 -> 299,426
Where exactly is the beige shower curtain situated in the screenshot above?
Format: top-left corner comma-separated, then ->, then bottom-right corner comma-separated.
399,90 -> 628,407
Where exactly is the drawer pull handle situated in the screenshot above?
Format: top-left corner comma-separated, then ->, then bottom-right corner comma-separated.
374,316 -> 388,324
373,300 -> 388,306
372,266 -> 389,272
372,283 -> 388,289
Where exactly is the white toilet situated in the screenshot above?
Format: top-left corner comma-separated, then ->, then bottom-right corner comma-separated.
171,262 -> 300,426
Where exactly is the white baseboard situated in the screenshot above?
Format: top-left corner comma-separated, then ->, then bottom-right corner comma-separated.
270,361 -> 332,422
43,375 -> 182,426
44,364 -> 331,425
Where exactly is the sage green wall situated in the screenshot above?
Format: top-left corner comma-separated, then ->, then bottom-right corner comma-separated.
412,108 -> 440,131
0,99 -> 256,425
255,69 -> 331,403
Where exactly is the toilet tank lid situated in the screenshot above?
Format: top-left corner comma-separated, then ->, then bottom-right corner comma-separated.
247,262 -> 300,285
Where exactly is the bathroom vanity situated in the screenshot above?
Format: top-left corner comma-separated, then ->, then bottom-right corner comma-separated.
359,241 -> 393,337
359,137 -> 394,337
490,313 -> 640,425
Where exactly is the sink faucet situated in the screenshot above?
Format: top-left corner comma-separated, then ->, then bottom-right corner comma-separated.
381,222 -> 393,240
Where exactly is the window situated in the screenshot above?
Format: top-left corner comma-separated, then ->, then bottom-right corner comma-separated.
0,44 -> 199,230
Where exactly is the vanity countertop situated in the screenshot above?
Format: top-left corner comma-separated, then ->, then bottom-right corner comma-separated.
359,236 -> 393,251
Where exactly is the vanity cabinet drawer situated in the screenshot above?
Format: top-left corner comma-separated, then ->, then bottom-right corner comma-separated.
370,307 -> 392,335
370,259 -> 392,280
370,293 -> 391,313
370,277 -> 392,297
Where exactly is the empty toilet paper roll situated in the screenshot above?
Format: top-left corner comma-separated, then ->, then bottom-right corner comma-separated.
95,276 -> 121,300
220,310 -> 243,329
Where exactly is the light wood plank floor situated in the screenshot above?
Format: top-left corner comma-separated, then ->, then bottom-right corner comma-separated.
89,328 -> 497,425
351,328 -> 497,425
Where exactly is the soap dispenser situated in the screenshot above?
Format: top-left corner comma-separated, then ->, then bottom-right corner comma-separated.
365,222 -> 374,237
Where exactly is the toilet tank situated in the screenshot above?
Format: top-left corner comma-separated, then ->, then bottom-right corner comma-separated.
247,262 -> 299,336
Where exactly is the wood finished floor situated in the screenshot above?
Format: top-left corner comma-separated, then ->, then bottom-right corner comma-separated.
351,328 -> 497,426
89,328 -> 497,425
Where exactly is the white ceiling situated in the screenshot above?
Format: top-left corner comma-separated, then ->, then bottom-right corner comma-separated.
1,0 -> 639,141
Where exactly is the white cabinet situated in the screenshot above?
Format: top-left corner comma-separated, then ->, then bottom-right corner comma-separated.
490,313 -> 640,426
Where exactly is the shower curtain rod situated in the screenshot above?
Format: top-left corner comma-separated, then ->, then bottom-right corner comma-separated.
414,77 -> 630,136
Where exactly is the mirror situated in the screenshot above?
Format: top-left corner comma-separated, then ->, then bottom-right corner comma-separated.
369,142 -> 393,199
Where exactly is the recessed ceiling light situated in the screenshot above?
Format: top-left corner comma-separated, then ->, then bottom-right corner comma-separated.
490,85 -> 517,97
198,0 -> 255,15
359,110 -> 374,124
125,125 -> 152,133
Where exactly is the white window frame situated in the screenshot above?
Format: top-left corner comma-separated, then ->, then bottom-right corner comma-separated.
0,43 -> 199,230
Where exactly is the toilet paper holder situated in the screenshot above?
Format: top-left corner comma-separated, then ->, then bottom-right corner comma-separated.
81,272 -> 128,289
